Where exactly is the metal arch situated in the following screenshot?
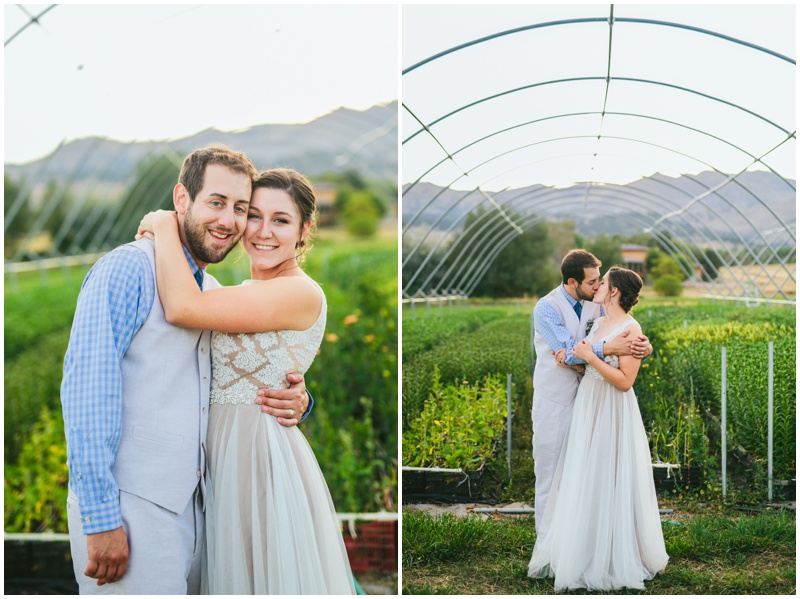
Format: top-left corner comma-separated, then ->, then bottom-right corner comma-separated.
420,187 -> 697,296
404,131 -> 795,267
66,144 -> 173,254
51,141 -> 158,254
4,4 -> 57,47
403,132 -> 794,275
457,194 -> 720,296
403,75 -> 793,144
105,151 -> 187,247
402,110 -> 796,198
402,187 -> 482,267
460,201 -> 691,296
10,138 -> 108,262
460,183 -> 772,299
402,11 -> 795,300
460,192 -> 751,297
643,172 -> 796,296
403,15 -> 794,75
414,182 -> 766,299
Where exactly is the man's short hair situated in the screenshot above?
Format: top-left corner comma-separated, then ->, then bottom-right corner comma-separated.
561,249 -> 601,284
178,144 -> 257,201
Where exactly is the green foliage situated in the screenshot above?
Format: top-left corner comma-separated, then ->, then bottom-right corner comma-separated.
403,372 -> 507,470
654,274 -> 684,296
108,153 -> 181,246
654,254 -> 685,281
586,233 -> 623,271
4,233 -> 398,532
636,304 -> 796,484
5,175 -> 33,259
402,308 -> 508,363
4,283 -> 80,360
644,389 -> 710,469
4,406 -> 69,532
403,510 -> 796,595
470,220 -> 557,298
343,191 -> 380,237
402,314 -> 531,429
402,511 -> 535,568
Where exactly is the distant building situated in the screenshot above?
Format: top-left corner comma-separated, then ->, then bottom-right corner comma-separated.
315,185 -> 337,226
621,244 -> 649,275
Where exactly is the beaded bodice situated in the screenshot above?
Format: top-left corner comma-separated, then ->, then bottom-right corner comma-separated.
209,279 -> 326,406
583,317 -> 635,381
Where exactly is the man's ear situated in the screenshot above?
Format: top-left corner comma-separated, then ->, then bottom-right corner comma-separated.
566,277 -> 578,290
174,183 -> 190,214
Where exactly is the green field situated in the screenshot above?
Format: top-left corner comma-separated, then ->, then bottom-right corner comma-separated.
4,227 -> 398,533
401,297 -> 796,593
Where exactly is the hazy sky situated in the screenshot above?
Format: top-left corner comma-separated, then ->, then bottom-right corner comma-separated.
4,4 -> 399,164
402,4 -> 796,190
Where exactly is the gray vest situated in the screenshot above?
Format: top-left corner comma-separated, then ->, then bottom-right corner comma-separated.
532,286 -> 603,406
111,239 -> 215,515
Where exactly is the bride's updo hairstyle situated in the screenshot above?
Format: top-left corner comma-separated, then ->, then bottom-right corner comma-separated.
252,168 -> 317,262
607,266 -> 643,313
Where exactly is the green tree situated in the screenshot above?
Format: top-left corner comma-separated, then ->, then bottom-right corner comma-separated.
444,207 -> 556,298
333,169 -> 388,220
654,254 -> 685,281
653,275 -> 683,296
107,153 -> 181,247
343,191 -> 380,237
4,175 -> 33,259
587,234 -> 623,271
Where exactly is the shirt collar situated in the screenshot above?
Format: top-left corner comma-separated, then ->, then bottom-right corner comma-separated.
560,284 -> 579,307
181,244 -> 203,278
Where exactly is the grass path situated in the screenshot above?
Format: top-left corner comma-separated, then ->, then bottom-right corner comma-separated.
402,508 -> 796,594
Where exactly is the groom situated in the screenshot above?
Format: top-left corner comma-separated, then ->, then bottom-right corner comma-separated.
531,249 -> 651,536
61,145 -> 312,593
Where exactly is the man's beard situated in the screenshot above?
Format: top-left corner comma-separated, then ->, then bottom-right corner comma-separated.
183,206 -> 240,264
576,286 -> 595,301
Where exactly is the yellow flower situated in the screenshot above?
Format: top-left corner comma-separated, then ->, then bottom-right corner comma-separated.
326,333 -> 339,343
344,314 -> 359,325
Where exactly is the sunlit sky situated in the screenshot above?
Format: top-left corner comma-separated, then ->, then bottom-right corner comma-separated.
402,4 -> 796,190
4,4 -> 399,164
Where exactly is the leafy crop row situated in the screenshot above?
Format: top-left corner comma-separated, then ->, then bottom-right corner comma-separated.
402,314 -> 531,429
402,371 -> 508,470
402,308 -> 509,363
635,303 -> 796,485
4,237 -> 398,532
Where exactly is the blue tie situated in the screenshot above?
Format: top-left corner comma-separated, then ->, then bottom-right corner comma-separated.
194,269 -> 204,290
574,301 -> 582,320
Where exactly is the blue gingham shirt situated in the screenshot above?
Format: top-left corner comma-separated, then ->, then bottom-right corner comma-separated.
62,244 -> 314,534
533,285 -> 606,366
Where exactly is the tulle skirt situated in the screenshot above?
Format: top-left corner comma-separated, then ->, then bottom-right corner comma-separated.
201,404 -> 356,594
528,373 -> 669,591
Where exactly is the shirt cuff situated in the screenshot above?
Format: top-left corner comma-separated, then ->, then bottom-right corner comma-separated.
79,498 -> 123,535
594,341 -> 605,359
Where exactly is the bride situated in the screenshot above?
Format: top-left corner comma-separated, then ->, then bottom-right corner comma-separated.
528,266 -> 668,591
138,168 -> 355,594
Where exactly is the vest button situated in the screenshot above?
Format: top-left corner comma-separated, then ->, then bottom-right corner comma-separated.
203,377 -> 208,384
196,470 -> 202,477
202,407 -> 206,414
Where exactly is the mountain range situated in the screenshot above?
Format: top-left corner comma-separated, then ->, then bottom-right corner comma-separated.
5,102 -> 398,185
402,171 -> 796,245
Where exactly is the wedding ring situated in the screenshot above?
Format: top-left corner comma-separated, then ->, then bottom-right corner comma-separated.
289,409 -> 295,418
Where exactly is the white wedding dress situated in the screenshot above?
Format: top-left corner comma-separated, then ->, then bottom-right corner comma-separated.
201,278 -> 356,594
528,317 -> 668,591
